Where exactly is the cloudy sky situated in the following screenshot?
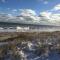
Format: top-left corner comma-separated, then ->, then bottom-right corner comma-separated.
0,0 -> 60,26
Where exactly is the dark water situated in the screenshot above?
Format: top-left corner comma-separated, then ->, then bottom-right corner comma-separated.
1,41 -> 60,60
36,51 -> 60,60
3,50 -> 60,60
48,51 -> 60,60
26,51 -> 60,60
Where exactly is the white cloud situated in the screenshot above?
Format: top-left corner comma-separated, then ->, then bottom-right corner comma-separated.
40,4 -> 60,25
19,9 -> 40,23
19,9 -> 36,16
7,14 -> 13,18
0,9 -> 41,24
44,1 -> 48,4
12,9 -> 17,12
40,11 -> 51,19
1,0 -> 6,3
0,4 -> 60,26
7,8 -> 10,9
52,4 -> 60,11
37,0 -> 48,4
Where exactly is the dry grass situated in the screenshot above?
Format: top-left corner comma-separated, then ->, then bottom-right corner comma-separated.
0,31 -> 60,42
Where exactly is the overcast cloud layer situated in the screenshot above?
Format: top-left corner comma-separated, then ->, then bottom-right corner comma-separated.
0,4 -> 60,26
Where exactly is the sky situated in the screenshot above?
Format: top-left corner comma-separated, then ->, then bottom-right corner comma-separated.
0,0 -> 60,26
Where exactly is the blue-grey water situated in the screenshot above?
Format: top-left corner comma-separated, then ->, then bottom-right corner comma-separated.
2,43 -> 60,60
0,28 -> 60,32
4,50 -> 60,60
